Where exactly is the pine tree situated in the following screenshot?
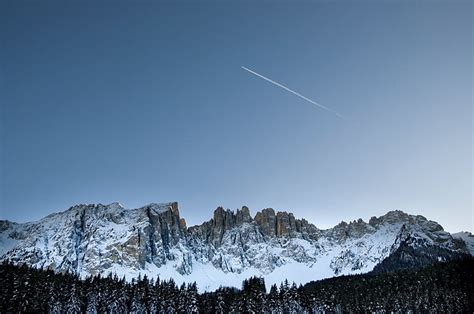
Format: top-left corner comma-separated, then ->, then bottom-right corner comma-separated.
129,276 -> 145,313
64,282 -> 82,313
268,284 -> 281,313
287,282 -> 302,313
214,289 -> 226,314
1,256 -> 474,313
48,278 -> 63,314
186,282 -> 199,313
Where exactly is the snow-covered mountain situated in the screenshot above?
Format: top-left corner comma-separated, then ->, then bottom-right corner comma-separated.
452,231 -> 474,255
0,202 -> 470,291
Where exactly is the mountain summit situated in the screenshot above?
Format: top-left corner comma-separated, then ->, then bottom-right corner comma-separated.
0,202 -> 470,291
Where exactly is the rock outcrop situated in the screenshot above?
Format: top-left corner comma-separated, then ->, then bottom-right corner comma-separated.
255,208 -> 277,237
0,203 -> 471,290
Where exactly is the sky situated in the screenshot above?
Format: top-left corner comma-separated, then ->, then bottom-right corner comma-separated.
1,0 -> 472,233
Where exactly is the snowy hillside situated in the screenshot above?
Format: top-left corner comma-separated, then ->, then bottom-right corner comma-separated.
453,232 -> 474,255
0,202 -> 470,291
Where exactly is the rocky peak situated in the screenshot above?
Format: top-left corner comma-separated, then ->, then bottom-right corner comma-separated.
142,202 -> 179,214
179,218 -> 187,230
369,210 -> 412,226
212,206 -> 232,225
254,208 -> 277,237
275,211 -> 293,236
254,208 -> 319,239
236,206 -> 252,225
141,202 -> 186,235
212,207 -> 236,228
368,211 -> 442,233
328,221 -> 350,241
193,206 -> 261,247
325,218 -> 374,242
278,211 -> 315,236
0,220 -> 15,233
107,202 -> 124,210
1,202 -> 471,291
347,219 -> 373,238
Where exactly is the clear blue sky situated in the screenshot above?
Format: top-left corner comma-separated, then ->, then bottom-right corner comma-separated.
1,0 -> 472,232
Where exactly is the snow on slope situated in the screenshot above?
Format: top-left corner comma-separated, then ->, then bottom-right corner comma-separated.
70,223 -> 401,292
452,232 -> 474,255
0,203 -> 470,292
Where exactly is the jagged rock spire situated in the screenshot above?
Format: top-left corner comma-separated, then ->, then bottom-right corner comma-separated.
0,202 -> 470,292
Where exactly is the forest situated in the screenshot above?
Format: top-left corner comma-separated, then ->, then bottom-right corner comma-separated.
1,257 -> 473,313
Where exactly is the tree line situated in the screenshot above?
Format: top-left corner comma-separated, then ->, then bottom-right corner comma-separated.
1,257 -> 473,313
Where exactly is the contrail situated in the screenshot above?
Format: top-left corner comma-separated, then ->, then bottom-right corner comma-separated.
241,66 -> 343,119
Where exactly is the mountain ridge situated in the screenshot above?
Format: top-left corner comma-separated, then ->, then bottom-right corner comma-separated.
0,202 -> 470,291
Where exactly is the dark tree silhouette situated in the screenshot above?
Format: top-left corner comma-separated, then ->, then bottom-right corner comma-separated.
0,257 -> 473,313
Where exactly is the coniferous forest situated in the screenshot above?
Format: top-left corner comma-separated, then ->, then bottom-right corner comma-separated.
1,258 -> 473,313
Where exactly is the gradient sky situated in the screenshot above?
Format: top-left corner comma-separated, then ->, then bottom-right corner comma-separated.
1,0 -> 472,233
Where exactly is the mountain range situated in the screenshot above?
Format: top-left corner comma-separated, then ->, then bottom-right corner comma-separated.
1,202 -> 472,291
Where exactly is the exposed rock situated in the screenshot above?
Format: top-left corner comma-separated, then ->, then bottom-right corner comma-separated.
254,208 -> 277,237
236,206 -> 252,225
0,202 -> 471,289
275,211 -> 293,236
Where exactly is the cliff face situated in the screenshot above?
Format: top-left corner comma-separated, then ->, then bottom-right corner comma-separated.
192,206 -> 320,244
190,206 -> 252,247
0,203 -> 470,290
0,202 -> 190,276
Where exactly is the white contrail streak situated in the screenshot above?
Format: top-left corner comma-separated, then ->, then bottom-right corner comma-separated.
241,66 -> 343,119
